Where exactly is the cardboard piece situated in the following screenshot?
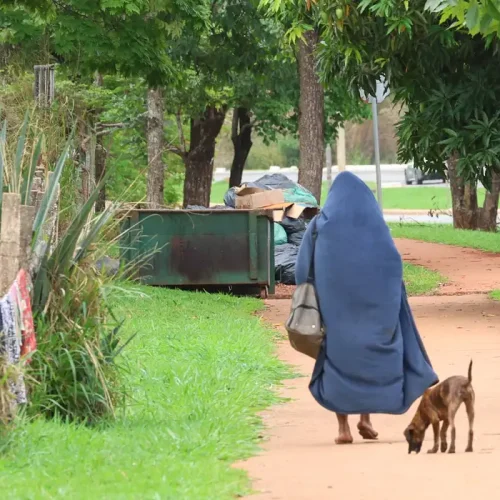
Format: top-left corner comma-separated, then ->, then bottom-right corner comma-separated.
264,202 -> 293,210
235,189 -> 285,209
286,204 -> 307,219
273,210 -> 284,222
285,204 -> 320,220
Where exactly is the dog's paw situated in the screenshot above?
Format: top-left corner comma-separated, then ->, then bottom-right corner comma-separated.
440,443 -> 448,453
427,448 -> 438,454
465,446 -> 473,453
448,448 -> 456,454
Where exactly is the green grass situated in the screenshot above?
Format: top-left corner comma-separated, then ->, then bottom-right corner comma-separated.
404,263 -> 445,296
390,223 -> 500,253
211,180 -> 496,211
489,290 -> 500,301
0,287 -> 289,499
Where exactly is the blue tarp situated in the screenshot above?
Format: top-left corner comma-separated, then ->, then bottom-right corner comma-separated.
295,172 -> 438,414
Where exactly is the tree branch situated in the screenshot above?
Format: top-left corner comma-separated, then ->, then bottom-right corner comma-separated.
240,118 -> 258,135
165,143 -> 186,158
175,109 -> 187,154
231,108 -> 239,142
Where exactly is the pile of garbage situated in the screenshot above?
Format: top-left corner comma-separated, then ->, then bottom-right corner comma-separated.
223,173 -> 319,285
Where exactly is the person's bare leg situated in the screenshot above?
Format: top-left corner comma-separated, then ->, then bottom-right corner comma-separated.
335,414 -> 353,444
357,414 -> 378,440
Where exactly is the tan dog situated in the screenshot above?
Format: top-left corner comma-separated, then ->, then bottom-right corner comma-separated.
404,360 -> 474,454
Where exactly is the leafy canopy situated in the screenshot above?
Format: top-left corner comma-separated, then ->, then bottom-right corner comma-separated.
1,1 -> 213,85
425,0 -> 500,37
311,0 -> 500,186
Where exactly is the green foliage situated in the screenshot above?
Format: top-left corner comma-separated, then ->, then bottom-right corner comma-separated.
426,0 -> 500,37
279,136 -> 300,166
1,1 -> 214,85
0,115 -> 135,423
0,287 -> 290,498
257,0 -> 369,144
314,0 -> 500,187
28,266 -> 131,422
389,222 -> 500,252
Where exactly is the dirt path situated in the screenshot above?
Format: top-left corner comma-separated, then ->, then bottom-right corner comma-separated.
396,239 -> 500,295
272,239 -> 500,299
240,241 -> 500,499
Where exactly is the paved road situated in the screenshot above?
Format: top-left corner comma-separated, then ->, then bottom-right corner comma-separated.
384,213 -> 453,225
216,165 -> 496,225
213,165 -> 451,188
215,165 -> 454,223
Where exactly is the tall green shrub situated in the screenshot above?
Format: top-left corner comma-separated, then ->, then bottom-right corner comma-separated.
0,114 -> 135,423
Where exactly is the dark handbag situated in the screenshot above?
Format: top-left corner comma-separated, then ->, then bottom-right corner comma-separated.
285,224 -> 324,360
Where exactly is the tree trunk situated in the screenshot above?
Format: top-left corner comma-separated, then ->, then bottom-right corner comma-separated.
297,29 -> 325,204
229,107 -> 253,188
82,129 -> 96,203
478,171 -> 500,231
448,155 -> 479,229
95,137 -> 107,212
183,106 -> 227,207
146,87 -> 165,208
94,72 -> 106,213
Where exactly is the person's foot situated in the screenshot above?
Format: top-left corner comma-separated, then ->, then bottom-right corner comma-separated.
335,429 -> 354,445
357,421 -> 379,440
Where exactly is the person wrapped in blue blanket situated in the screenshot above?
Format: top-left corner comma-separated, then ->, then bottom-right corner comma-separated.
295,172 -> 438,444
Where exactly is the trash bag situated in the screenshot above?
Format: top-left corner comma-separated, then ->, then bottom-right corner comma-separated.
254,174 -> 318,207
223,187 -> 238,208
283,186 -> 318,207
280,216 -> 307,246
223,182 -> 263,208
281,216 -> 306,235
213,205 -> 233,210
186,205 -> 232,210
275,243 -> 300,285
274,223 -> 288,246
224,173 -> 318,209
254,173 -> 297,190
288,229 -> 306,246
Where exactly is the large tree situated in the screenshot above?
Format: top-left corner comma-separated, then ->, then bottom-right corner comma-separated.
259,0 -> 327,203
165,0 -> 297,206
314,0 -> 500,230
1,0 -> 212,207
227,55 -> 368,189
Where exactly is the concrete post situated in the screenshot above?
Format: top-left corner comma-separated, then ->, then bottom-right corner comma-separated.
336,126 -> 346,172
326,144 -> 333,188
0,194 -> 22,295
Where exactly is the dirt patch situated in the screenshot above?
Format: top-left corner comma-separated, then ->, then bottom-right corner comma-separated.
396,239 -> 500,295
239,295 -> 500,499
272,283 -> 296,299
271,239 -> 500,299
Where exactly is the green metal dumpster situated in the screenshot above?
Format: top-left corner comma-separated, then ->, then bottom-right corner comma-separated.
121,209 -> 275,296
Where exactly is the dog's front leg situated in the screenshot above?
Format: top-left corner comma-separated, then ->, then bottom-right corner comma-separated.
427,422 -> 440,454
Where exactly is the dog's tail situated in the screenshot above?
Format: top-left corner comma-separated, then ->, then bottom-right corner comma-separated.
467,359 -> 473,384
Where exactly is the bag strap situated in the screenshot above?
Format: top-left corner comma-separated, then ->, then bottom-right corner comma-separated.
306,218 -> 318,284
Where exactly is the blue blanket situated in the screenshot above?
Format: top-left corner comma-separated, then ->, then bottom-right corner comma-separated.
295,172 -> 438,414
